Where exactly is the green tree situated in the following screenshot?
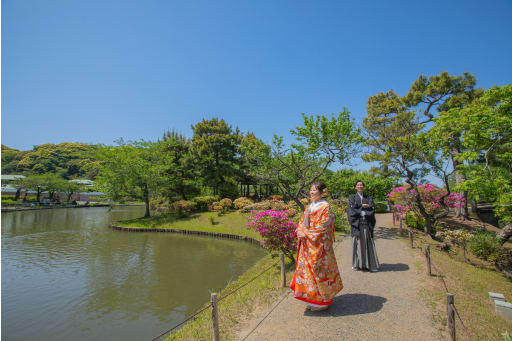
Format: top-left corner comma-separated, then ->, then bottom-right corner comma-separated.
404,71 -> 482,219
191,118 -> 242,198
244,109 -> 363,210
158,130 -> 199,200
22,175 -> 48,202
14,143 -> 100,179
96,140 -> 162,217
440,85 -> 512,241
363,71 -> 481,235
322,169 -> 399,201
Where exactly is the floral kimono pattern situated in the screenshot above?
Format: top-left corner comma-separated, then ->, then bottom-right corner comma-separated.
290,201 -> 343,306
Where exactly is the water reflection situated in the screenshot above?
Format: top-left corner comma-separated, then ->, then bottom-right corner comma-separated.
2,207 -> 265,341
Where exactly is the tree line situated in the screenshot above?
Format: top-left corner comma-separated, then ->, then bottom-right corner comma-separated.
3,71 -> 510,238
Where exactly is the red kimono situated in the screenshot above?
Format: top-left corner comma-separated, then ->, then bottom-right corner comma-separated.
290,200 -> 343,306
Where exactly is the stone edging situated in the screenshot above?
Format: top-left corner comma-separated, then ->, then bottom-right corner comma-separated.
110,225 -> 264,247
1,204 -> 110,213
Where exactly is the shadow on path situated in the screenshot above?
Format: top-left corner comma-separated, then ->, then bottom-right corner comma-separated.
304,293 -> 387,317
378,263 -> 410,272
374,226 -> 399,240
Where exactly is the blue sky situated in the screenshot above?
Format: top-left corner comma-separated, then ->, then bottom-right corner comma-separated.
2,0 -> 512,171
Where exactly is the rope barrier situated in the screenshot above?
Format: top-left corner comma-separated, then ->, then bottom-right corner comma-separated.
422,240 -> 475,341
451,303 -> 475,341
151,261 -> 279,340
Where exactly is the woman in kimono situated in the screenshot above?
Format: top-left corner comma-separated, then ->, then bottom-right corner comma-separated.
347,180 -> 379,272
290,182 -> 343,312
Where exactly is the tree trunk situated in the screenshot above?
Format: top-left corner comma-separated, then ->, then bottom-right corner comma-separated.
144,184 -> 150,218
15,188 -> 21,201
451,150 -> 469,220
498,223 -> 512,244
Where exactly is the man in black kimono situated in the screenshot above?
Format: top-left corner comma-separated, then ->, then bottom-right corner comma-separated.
347,180 -> 379,272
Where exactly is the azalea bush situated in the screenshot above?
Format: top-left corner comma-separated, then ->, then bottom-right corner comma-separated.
436,228 -> 473,260
247,209 -> 297,261
233,197 -> 254,209
170,200 -> 197,217
387,184 -> 465,218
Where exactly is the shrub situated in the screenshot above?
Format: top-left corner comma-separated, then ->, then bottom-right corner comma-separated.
170,200 -> 197,217
469,231 -> 501,262
405,212 -> 425,231
240,200 -> 289,213
267,194 -> 283,201
436,228 -> 473,259
192,196 -> 219,212
233,197 -> 254,209
247,209 -> 297,261
149,197 -> 170,211
208,214 -> 216,225
219,198 -> 233,209
374,201 -> 388,213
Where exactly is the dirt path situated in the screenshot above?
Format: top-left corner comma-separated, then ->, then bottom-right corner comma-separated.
237,213 -> 442,341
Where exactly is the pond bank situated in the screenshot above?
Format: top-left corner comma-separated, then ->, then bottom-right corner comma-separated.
114,211 -> 294,340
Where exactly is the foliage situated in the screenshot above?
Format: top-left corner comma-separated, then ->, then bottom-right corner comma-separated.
363,71 -> 480,234
191,118 -> 242,198
469,231 -> 502,263
267,194 -> 283,201
441,84 -> 512,225
330,199 -> 349,232
170,200 -> 197,217
435,228 -> 473,259
247,209 -> 297,261
240,200 -> 290,213
211,198 -> 233,213
374,201 -> 388,213
387,184 -> 464,218
4,143 -> 100,179
95,139 -> 162,217
158,130 -> 200,201
322,169 -> 399,201
149,196 -> 170,211
233,197 -> 254,209
208,214 -> 216,225
242,110 -> 363,210
191,195 -> 219,212
404,212 -> 425,231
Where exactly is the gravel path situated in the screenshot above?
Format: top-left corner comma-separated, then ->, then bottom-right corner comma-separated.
237,213 -> 442,341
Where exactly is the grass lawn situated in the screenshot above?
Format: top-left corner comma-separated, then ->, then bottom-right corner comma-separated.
117,211 -> 262,241
405,230 -> 512,341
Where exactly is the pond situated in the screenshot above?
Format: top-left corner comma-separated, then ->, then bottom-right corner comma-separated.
1,206 -> 266,341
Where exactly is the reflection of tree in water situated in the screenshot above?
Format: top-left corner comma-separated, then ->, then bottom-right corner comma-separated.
82,232 -> 265,321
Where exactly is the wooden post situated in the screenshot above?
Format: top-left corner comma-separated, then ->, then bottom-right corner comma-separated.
211,293 -> 220,341
424,245 -> 431,276
446,293 -> 456,341
408,227 -> 413,248
280,252 -> 286,287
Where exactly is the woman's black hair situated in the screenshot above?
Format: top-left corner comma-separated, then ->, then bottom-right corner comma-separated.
354,180 -> 365,188
312,182 -> 327,196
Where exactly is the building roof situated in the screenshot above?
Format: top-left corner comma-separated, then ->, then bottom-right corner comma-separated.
1,174 -> 26,181
69,179 -> 95,185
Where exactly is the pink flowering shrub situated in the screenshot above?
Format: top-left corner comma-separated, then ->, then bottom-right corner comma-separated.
247,209 -> 297,261
387,184 -> 465,218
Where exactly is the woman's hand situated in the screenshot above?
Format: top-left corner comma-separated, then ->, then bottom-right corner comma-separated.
297,230 -> 306,239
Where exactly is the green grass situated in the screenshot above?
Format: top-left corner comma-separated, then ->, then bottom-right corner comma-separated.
117,211 -> 262,240
403,231 -> 512,340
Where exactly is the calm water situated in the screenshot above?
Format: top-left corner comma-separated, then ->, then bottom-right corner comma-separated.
1,206 -> 266,341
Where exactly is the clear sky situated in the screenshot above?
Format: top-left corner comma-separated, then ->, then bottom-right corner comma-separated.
2,0 -> 512,163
